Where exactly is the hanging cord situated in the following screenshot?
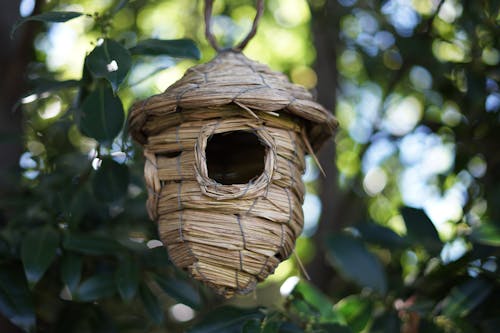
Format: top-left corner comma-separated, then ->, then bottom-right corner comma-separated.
204,0 -> 264,52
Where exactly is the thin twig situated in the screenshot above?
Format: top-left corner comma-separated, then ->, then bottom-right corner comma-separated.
204,0 -> 265,52
204,0 -> 221,51
234,0 -> 264,51
424,0 -> 445,33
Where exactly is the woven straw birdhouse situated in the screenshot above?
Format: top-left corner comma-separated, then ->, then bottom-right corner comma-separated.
128,2 -> 337,297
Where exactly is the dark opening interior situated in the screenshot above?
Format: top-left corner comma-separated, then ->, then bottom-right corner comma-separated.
205,131 -> 266,185
161,151 -> 182,158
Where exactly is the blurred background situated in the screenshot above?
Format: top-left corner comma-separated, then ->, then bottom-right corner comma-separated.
1,0 -> 500,332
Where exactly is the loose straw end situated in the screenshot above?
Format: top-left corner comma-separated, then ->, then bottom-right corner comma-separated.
293,249 -> 311,281
234,100 -> 259,119
300,130 -> 326,177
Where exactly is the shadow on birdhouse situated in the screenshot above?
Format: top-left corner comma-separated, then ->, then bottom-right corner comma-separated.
128,1 -> 338,297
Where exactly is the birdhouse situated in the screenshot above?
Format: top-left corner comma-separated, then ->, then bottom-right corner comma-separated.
128,2 -> 337,297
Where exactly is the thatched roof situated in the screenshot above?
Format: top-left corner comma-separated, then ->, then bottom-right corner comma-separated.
129,51 -> 338,151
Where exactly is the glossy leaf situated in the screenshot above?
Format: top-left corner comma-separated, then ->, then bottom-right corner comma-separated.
141,247 -> 170,269
290,297 -> 320,318
262,321 -> 280,333
334,296 -> 373,333
61,252 -> 82,292
326,234 -> 387,294
242,319 -> 261,333
293,281 -> 344,324
116,257 -> 139,301
357,223 -> 408,249
21,227 -> 60,287
86,39 -> 132,91
439,278 -> 493,318
139,283 -> 164,324
63,233 -> 124,255
401,207 -> 442,254
470,223 -> 500,246
79,84 -> 124,143
188,307 -> 264,333
92,158 -> 130,203
11,11 -> 83,38
129,39 -> 201,59
75,273 -> 116,302
0,264 -> 36,332
154,274 -> 202,310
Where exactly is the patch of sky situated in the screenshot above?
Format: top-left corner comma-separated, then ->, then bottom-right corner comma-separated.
381,0 -> 420,37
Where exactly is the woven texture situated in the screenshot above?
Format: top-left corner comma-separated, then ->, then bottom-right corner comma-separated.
129,51 -> 337,297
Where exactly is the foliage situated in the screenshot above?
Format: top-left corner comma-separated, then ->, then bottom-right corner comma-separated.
1,0 -> 500,332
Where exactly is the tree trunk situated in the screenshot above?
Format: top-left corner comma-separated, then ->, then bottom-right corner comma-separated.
0,0 -> 37,194
0,1 -> 39,331
307,1 -> 366,294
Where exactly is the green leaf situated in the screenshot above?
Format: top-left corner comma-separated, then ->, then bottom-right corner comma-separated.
65,188 -> 92,228
357,223 -> 408,249
188,306 -> 264,333
334,296 -> 373,333
11,11 -> 83,38
116,257 -> 139,301
0,264 -> 36,332
129,39 -> 201,60
61,253 -> 82,292
262,321 -> 280,333
242,319 -> 261,333
139,283 -> 164,325
293,281 -> 344,324
401,207 -> 442,254
63,233 -> 124,255
326,234 -> 387,294
290,297 -> 319,318
439,278 -> 493,318
21,227 -> 60,287
470,223 -> 500,246
79,84 -> 124,143
92,158 -> 129,203
75,273 -> 116,302
86,39 -> 132,91
141,247 -> 170,269
154,274 -> 202,310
